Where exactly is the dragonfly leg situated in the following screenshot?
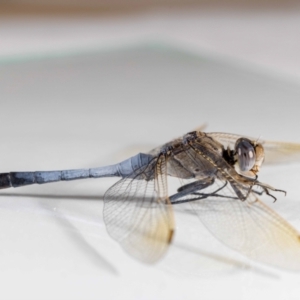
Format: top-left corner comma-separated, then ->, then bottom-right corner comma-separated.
170,178 -> 238,205
229,177 -> 286,202
252,181 -> 286,202
177,177 -> 214,193
191,181 -> 238,200
169,177 -> 214,204
237,184 -> 275,198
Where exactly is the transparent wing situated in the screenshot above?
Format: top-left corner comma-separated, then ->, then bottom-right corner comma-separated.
190,178 -> 300,270
103,155 -> 174,263
260,140 -> 300,165
206,132 -> 250,149
169,139 -> 300,270
207,132 -> 300,165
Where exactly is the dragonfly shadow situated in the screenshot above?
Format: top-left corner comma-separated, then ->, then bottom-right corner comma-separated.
0,192 -> 118,275
0,193 -> 283,276
0,192 -> 104,201
167,206 -> 281,278
40,200 -> 118,276
169,241 -> 280,279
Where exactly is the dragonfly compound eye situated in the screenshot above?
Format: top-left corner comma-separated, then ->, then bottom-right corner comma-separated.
235,138 -> 256,172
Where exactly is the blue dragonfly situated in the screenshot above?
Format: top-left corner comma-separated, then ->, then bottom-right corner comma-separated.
1,129 -> 300,270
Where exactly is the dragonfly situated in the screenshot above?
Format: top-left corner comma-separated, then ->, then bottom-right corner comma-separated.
1,129 -> 300,270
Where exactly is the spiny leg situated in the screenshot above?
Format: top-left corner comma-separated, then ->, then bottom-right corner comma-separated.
243,181 -> 287,202
170,178 -> 238,205
191,181 -> 238,200
169,177 -> 214,204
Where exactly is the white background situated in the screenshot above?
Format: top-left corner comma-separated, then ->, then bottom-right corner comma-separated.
1,7 -> 300,300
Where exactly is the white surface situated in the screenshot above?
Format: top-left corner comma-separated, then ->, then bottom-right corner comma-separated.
1,8 -> 300,300
1,46 -> 300,300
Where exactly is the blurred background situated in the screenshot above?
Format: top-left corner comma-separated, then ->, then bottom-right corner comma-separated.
1,1 -> 300,300
1,0 -> 300,84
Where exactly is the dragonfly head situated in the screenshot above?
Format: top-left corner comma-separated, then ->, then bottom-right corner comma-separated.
235,138 -> 265,177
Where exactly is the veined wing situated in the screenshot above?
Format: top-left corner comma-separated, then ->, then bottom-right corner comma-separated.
103,155 -> 174,263
207,132 -> 300,165
190,177 -> 300,270
169,137 -> 300,269
260,140 -> 300,165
